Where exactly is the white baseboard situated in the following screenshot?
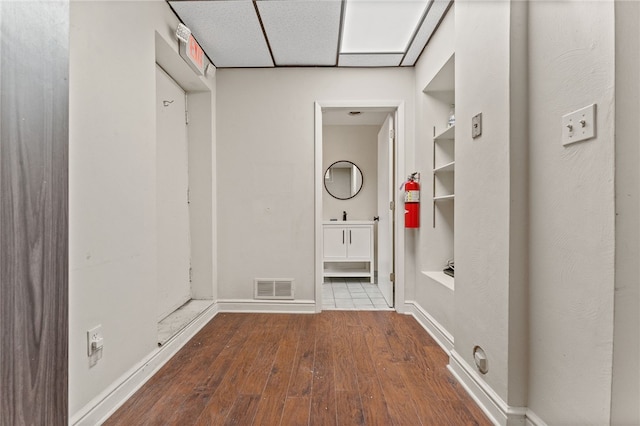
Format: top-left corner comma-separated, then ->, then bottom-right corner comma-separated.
70,302 -> 219,426
70,297 -> 544,426
404,300 -> 454,353
524,409 -> 548,426
217,299 -> 317,313
448,350 -> 527,426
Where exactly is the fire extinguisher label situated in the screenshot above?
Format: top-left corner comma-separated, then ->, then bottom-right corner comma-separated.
405,190 -> 420,202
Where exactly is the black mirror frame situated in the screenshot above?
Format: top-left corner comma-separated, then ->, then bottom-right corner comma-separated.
324,160 -> 364,200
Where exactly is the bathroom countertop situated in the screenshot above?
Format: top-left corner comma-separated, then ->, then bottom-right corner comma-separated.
322,220 -> 375,225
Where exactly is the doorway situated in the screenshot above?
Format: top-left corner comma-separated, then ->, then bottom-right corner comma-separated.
155,65 -> 192,321
314,101 -> 406,312
153,34 -> 215,346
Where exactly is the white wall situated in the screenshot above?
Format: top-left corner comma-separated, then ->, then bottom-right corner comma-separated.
612,2 -> 639,424
413,2 -> 627,423
455,0 -> 523,405
188,90 -> 216,300
216,68 -> 414,301
411,6 -> 455,335
527,1 -> 616,423
69,0 -> 215,416
322,125 -> 378,222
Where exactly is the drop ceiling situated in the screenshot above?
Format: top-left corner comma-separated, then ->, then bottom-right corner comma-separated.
168,0 -> 453,68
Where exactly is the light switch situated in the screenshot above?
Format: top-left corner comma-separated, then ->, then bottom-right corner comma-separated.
562,104 -> 596,146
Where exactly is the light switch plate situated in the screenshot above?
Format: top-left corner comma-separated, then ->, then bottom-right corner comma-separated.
472,113 -> 482,138
562,104 -> 596,146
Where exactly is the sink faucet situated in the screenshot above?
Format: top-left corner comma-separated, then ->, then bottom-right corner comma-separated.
343,211 -> 347,221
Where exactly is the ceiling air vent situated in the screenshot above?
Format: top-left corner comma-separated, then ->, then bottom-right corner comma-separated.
254,279 -> 294,300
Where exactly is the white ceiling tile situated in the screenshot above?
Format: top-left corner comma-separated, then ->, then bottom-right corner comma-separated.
257,0 -> 342,66
169,0 -> 273,68
401,0 -> 452,66
341,0 -> 429,53
339,53 -> 403,67
169,0 -> 449,68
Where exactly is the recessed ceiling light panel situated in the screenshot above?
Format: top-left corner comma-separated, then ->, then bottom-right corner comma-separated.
402,0 -> 452,66
339,53 -> 404,67
341,0 -> 429,54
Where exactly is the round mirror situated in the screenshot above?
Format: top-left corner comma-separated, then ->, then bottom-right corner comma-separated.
324,161 -> 363,200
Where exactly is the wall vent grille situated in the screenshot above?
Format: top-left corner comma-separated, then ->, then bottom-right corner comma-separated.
254,279 -> 294,300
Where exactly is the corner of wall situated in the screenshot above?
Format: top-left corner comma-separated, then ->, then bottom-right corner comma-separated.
611,1 -> 640,424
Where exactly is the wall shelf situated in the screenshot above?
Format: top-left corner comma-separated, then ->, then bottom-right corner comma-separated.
423,270 -> 455,291
429,54 -> 455,238
434,161 -> 455,173
435,125 -> 455,141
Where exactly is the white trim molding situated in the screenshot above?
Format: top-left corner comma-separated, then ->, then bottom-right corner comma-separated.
524,409 -> 549,426
71,302 -> 219,426
216,299 -> 316,314
314,100 -> 406,313
448,350 -> 528,426
405,300 -> 454,353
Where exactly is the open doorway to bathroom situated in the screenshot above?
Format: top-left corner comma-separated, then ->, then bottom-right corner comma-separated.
314,102 -> 406,312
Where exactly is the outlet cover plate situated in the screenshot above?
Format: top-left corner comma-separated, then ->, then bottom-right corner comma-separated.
472,113 -> 482,138
87,325 -> 103,356
562,103 -> 596,146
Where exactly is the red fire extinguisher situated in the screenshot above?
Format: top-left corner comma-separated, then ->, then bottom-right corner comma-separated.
403,172 -> 420,228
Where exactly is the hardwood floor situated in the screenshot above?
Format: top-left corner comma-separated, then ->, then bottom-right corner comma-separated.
105,312 -> 492,426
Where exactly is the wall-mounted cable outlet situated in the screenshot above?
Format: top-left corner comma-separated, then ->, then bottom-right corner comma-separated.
472,113 -> 482,138
87,325 -> 103,357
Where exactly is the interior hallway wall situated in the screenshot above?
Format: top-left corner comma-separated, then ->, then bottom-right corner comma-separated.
452,0 -> 617,421
454,0 -> 528,407
527,1 -> 616,423
411,5 -> 455,341
216,68 -> 414,301
611,1 -> 640,424
69,0 -> 215,417
413,1 -> 628,423
322,125 -> 378,222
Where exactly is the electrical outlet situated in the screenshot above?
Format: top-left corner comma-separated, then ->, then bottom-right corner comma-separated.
87,325 -> 103,356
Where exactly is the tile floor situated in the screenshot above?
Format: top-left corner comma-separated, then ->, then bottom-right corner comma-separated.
322,277 -> 392,310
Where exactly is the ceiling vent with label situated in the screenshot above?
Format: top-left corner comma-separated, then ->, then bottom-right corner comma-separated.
254,279 -> 294,300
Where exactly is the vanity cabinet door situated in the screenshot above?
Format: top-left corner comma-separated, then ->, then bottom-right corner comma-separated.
346,227 -> 372,259
323,226 -> 347,259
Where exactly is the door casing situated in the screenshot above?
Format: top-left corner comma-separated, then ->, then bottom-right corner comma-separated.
314,101 -> 406,313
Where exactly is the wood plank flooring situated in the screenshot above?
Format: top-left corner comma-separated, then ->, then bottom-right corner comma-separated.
105,312 -> 491,426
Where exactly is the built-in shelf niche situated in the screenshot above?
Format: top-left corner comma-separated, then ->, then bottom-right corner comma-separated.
433,125 -> 455,201
423,53 -> 455,283
422,270 -> 455,291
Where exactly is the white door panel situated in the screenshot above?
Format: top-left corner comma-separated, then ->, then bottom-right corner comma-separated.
156,65 -> 191,321
377,114 -> 394,307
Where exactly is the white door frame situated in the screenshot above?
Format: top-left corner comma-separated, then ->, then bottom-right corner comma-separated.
314,100 -> 406,313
